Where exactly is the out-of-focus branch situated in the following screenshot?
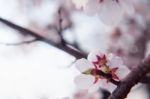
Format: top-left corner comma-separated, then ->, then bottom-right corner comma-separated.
0,17 -> 87,59
0,38 -> 39,46
56,7 -> 68,45
109,55 -> 150,99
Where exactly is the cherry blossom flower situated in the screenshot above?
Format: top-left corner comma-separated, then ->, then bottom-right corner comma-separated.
74,50 -> 130,92
73,0 -> 134,25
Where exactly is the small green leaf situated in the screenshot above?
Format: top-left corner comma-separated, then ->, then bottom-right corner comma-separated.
82,69 -> 92,75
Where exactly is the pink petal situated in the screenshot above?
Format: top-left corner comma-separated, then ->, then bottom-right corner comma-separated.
74,74 -> 95,90
75,58 -> 94,72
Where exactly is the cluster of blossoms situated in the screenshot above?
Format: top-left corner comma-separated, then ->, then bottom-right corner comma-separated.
74,50 -> 130,92
72,0 -> 134,25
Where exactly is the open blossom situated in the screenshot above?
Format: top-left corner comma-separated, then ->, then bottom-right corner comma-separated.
73,0 -> 134,25
74,50 -> 130,92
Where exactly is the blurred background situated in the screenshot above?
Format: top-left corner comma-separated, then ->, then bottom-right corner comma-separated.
0,0 -> 150,99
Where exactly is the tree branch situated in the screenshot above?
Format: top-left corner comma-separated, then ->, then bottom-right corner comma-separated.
0,17 -> 87,59
109,55 -> 150,99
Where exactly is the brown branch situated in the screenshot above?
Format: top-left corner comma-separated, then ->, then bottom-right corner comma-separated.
0,17 -> 87,59
109,55 -> 150,99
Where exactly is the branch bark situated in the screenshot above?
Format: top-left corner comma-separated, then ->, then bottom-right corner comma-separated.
109,55 -> 150,99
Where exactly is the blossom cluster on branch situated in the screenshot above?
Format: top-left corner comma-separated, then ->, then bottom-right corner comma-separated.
74,50 -> 130,93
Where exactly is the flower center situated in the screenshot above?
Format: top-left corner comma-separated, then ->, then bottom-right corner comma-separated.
100,65 -> 110,74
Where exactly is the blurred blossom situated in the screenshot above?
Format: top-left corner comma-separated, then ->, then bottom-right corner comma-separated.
72,0 -> 134,25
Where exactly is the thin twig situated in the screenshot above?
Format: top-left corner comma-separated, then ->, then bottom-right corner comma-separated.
56,7 -> 67,45
0,38 -> 39,46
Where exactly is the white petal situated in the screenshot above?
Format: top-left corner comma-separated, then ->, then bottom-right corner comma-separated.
75,58 -> 93,72
116,65 -> 130,79
89,79 -> 117,93
88,81 -> 101,93
87,50 -> 104,62
84,0 -> 100,15
107,53 -> 123,67
74,74 -> 95,89
119,0 -> 135,15
99,79 -> 117,92
98,0 -> 124,25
